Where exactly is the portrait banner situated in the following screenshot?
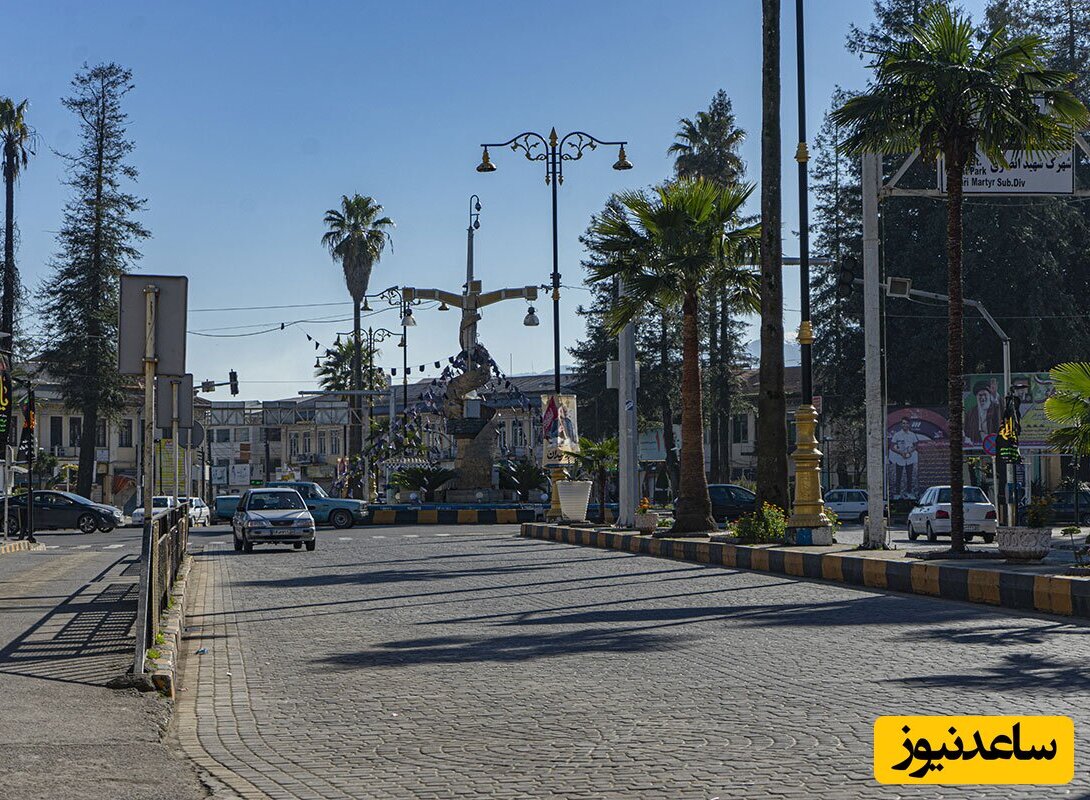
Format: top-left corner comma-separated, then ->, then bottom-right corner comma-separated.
886,407 -> 949,502
541,394 -> 579,467
963,373 -> 1055,451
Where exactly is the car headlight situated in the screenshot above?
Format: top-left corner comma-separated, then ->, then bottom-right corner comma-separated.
295,518 -> 313,527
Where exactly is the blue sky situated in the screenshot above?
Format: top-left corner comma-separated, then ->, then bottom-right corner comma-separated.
6,0 -> 988,400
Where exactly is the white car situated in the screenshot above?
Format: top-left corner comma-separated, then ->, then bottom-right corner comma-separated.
232,488 -> 316,552
823,488 -> 869,523
908,485 -> 997,543
130,496 -> 176,527
187,497 -> 211,526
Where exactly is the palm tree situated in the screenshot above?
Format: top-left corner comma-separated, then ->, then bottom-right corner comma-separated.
833,4 -> 1088,551
588,178 -> 760,534
758,0 -> 789,513
1046,362 -> 1090,526
668,90 -> 747,186
573,436 -> 618,521
321,194 -> 394,472
315,337 -> 383,393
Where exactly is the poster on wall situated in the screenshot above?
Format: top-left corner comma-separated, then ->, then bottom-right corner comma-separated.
229,463 -> 251,486
210,466 -> 228,486
963,372 -> 1055,451
885,407 -> 949,501
541,394 -> 579,466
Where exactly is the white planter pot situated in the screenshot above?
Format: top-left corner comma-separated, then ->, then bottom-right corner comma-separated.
996,527 -> 1052,561
634,511 -> 659,534
557,480 -> 592,522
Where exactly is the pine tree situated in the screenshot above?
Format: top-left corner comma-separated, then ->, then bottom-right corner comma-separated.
40,64 -> 149,498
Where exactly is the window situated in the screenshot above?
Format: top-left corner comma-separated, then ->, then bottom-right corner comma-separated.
118,418 -> 133,448
937,487 -> 988,504
289,433 -> 299,457
265,427 -> 282,442
732,414 -> 749,444
826,491 -> 842,503
512,420 -> 525,448
215,428 -> 231,443
318,430 -> 327,455
50,416 -> 63,450
96,419 -> 107,448
330,433 -> 340,455
68,417 -> 82,448
302,432 -> 312,453
497,424 -> 507,451
236,427 -> 250,443
216,458 -> 230,469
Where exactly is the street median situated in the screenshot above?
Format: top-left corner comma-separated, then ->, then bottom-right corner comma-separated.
0,539 -> 45,556
520,522 -> 1090,620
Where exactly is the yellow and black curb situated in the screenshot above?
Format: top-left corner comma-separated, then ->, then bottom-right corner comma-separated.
366,508 -> 538,525
0,539 -> 45,556
521,522 -> 1090,620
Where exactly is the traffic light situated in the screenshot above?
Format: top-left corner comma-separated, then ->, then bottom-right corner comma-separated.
229,370 -> 239,396
836,256 -> 858,298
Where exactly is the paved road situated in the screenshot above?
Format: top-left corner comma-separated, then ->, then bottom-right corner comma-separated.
0,525 -> 207,800
178,524 -> 1090,799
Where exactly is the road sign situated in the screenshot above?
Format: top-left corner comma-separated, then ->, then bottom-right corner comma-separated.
982,433 -> 997,456
118,274 -> 188,376
155,374 -> 194,428
938,149 -> 1074,194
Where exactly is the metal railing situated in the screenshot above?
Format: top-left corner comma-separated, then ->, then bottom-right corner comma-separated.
134,501 -> 189,673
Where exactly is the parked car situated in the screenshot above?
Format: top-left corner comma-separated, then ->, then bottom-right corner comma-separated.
265,481 -> 367,529
131,496 -> 177,528
6,490 -> 124,535
907,485 -> 997,543
694,484 -> 757,523
232,488 -> 316,552
187,497 -> 211,526
1047,489 -> 1090,525
823,489 -> 869,523
213,495 -> 241,524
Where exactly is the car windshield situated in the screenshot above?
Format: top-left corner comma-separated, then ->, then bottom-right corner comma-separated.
56,491 -> 92,505
152,497 -> 171,507
248,492 -> 304,511
936,487 -> 988,503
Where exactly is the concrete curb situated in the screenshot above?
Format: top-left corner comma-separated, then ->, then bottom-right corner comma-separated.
0,539 -> 45,556
367,508 -> 538,525
147,556 -> 191,698
521,522 -> 1090,620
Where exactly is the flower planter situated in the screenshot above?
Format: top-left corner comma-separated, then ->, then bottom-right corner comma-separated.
996,527 -> 1052,561
556,480 -> 592,522
634,511 -> 659,535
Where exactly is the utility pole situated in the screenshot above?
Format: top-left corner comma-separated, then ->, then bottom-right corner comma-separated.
862,153 -> 886,547
616,278 -> 638,529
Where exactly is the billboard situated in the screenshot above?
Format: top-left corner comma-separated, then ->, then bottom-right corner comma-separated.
886,407 -> 949,501
963,372 -> 1055,451
541,394 -> 579,466
938,149 -> 1074,194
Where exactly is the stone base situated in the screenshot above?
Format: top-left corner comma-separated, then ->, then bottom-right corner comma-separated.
444,489 -> 511,504
785,525 -> 834,546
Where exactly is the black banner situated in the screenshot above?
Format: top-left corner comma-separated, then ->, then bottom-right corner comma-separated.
17,389 -> 35,463
0,355 -> 10,451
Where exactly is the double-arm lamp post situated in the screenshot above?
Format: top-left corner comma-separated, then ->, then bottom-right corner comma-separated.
476,129 -> 631,518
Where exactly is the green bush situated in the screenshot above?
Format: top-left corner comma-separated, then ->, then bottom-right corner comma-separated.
734,502 -> 787,544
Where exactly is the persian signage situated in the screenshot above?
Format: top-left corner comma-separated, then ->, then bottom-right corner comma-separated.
938,149 -> 1074,194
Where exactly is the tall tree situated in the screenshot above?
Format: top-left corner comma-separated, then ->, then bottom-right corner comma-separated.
758,0 -> 789,511
834,4 -> 1088,550
0,98 -> 35,451
587,178 -> 760,533
669,90 -> 749,483
321,194 -> 393,472
41,64 -> 149,498
315,337 -> 385,393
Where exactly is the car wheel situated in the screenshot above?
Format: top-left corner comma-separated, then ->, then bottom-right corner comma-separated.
78,514 -> 98,534
97,524 -> 115,534
983,533 -> 995,544
305,540 -> 316,552
964,533 -> 974,542
233,536 -> 242,552
858,512 -> 866,524
908,521 -> 918,541
927,523 -> 937,543
293,542 -> 302,550
1081,514 -> 1090,527
6,515 -> 20,537
329,509 -> 352,529
243,539 -> 253,553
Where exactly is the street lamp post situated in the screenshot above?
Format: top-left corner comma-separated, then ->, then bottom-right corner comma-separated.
787,0 -> 832,543
477,128 -> 631,518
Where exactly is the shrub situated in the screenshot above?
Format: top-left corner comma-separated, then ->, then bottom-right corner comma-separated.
1025,496 -> 1054,529
734,502 -> 787,543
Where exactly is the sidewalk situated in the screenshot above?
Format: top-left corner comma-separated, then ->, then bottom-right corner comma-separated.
521,523 -> 1090,619
0,541 -> 207,800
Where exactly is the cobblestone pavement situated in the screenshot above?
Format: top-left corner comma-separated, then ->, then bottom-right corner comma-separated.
176,524 -> 1090,799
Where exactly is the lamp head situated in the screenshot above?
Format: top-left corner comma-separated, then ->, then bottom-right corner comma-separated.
397,336 -> 405,348
476,147 -> 497,173
438,301 -> 449,311
473,219 -> 480,230
362,298 -> 372,312
612,144 -> 633,171
474,200 -> 482,212
401,307 -> 417,327
523,306 -> 540,327
313,356 -> 321,369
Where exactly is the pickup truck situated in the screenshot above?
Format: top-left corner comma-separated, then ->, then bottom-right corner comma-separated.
265,481 -> 367,529
213,495 -> 242,524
